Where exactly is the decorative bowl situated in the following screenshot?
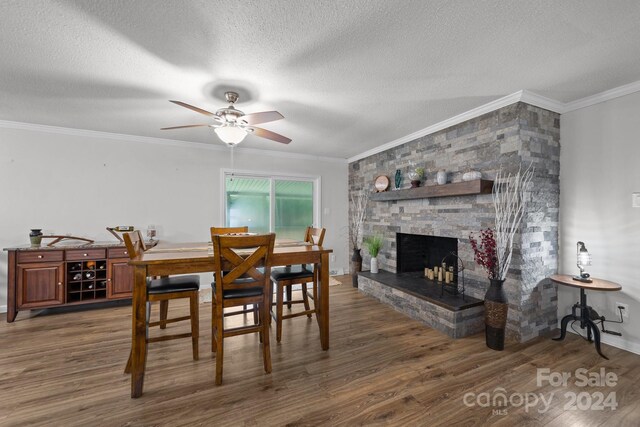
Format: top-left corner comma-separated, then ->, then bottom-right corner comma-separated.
462,171 -> 482,181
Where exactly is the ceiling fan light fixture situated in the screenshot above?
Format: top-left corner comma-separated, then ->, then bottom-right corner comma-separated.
164,94 -> 289,145
214,125 -> 247,145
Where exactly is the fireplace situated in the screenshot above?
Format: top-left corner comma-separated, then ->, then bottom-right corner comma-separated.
396,233 -> 458,273
351,102 -> 560,342
359,232 -> 480,338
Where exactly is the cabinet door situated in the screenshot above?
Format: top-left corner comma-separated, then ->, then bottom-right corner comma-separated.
107,259 -> 134,299
17,263 -> 65,308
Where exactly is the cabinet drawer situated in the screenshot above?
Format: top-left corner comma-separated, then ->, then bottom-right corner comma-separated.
66,249 -> 106,261
108,247 -> 130,259
17,250 -> 64,264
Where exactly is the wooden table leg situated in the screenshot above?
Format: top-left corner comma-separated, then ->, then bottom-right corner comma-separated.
131,265 -> 148,398
318,252 -> 330,350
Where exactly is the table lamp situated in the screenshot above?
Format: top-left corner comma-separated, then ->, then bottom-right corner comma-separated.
573,241 -> 593,283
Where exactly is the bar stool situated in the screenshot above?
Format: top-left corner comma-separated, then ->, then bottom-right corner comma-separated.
211,232 -> 275,385
210,226 -> 259,322
270,227 -> 326,343
123,231 -> 200,374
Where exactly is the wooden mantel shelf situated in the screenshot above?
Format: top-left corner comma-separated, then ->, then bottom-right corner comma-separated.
371,179 -> 494,201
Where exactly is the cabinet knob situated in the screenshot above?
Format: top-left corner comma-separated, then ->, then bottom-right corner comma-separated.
83,253 -> 88,257
58,282 -> 62,286
37,255 -> 43,259
107,279 -> 111,282
124,251 -> 128,255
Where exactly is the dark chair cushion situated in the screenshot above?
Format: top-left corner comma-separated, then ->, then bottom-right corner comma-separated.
211,282 -> 264,300
148,275 -> 200,294
210,274 -> 264,287
271,264 -> 314,281
211,267 -> 264,283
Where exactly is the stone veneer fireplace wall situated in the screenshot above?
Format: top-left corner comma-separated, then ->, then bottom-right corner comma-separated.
349,102 -> 560,342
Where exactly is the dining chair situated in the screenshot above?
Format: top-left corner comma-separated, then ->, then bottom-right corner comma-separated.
210,226 -> 258,321
123,231 -> 200,374
211,232 -> 275,385
270,226 -> 326,343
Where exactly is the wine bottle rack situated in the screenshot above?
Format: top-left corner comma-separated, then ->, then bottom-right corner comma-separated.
66,260 -> 107,302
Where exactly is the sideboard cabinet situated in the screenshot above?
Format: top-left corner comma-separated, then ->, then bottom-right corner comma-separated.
4,243 -> 134,322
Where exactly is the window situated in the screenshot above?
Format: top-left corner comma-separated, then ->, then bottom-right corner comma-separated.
223,171 -> 320,240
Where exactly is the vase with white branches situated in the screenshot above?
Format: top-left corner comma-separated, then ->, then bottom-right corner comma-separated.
349,190 -> 369,287
470,163 -> 534,350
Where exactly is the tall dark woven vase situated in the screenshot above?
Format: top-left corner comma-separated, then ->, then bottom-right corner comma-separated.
484,278 -> 508,351
351,248 -> 362,288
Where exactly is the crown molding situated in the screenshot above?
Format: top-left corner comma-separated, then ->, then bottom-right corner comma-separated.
4,78 -> 640,166
347,90 -> 527,163
0,120 -> 347,164
519,90 -> 566,113
562,79 -> 640,113
348,79 -> 640,163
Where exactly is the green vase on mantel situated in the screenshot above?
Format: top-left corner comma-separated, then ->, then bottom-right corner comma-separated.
394,169 -> 402,190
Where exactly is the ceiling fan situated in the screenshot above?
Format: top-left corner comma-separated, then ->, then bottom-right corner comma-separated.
161,91 -> 291,146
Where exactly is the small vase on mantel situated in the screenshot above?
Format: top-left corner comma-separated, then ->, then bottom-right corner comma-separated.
394,169 -> 402,190
484,278 -> 508,351
351,248 -> 363,287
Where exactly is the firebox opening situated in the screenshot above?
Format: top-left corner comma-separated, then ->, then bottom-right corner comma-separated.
396,233 -> 458,274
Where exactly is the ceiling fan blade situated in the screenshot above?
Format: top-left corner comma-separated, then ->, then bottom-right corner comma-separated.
161,124 -> 211,130
250,127 -> 291,144
239,111 -> 284,125
169,100 -> 216,117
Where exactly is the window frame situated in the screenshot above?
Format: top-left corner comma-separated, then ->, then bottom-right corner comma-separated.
220,169 -> 322,234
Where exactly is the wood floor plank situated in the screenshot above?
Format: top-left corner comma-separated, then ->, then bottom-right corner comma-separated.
1,276 -> 638,426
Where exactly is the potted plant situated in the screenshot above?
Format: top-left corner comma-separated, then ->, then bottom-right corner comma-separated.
364,235 -> 383,273
469,164 -> 534,351
408,167 -> 425,188
349,190 -> 369,287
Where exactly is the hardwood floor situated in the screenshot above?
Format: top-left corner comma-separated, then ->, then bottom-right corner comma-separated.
1,275 -> 639,426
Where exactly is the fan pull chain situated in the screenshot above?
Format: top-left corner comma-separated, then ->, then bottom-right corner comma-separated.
229,145 -> 235,182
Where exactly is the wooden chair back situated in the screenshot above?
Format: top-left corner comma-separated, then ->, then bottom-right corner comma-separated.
211,233 -> 275,295
304,227 -> 326,246
123,231 -> 146,260
210,226 -> 249,235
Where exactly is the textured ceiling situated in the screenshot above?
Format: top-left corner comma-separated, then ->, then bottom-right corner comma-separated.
1,0 -> 640,159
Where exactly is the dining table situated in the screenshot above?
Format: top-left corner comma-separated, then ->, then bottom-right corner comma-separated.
127,239 -> 333,398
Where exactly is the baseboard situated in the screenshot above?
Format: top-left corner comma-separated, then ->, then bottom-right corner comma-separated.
199,287 -> 212,304
565,327 -> 640,356
0,305 -> 6,314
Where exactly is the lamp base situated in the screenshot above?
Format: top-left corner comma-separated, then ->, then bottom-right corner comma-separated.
572,275 -> 593,283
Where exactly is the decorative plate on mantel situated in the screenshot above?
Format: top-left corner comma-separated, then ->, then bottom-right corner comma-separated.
374,175 -> 390,192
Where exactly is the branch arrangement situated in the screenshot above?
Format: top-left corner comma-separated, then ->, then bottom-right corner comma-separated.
492,163 -> 534,280
469,228 -> 499,279
349,190 -> 369,250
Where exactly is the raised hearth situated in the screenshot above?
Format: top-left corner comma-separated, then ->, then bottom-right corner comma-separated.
358,270 -> 484,338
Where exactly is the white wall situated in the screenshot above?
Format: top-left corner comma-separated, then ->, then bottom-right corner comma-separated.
560,91 -> 640,354
0,125 -> 349,310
